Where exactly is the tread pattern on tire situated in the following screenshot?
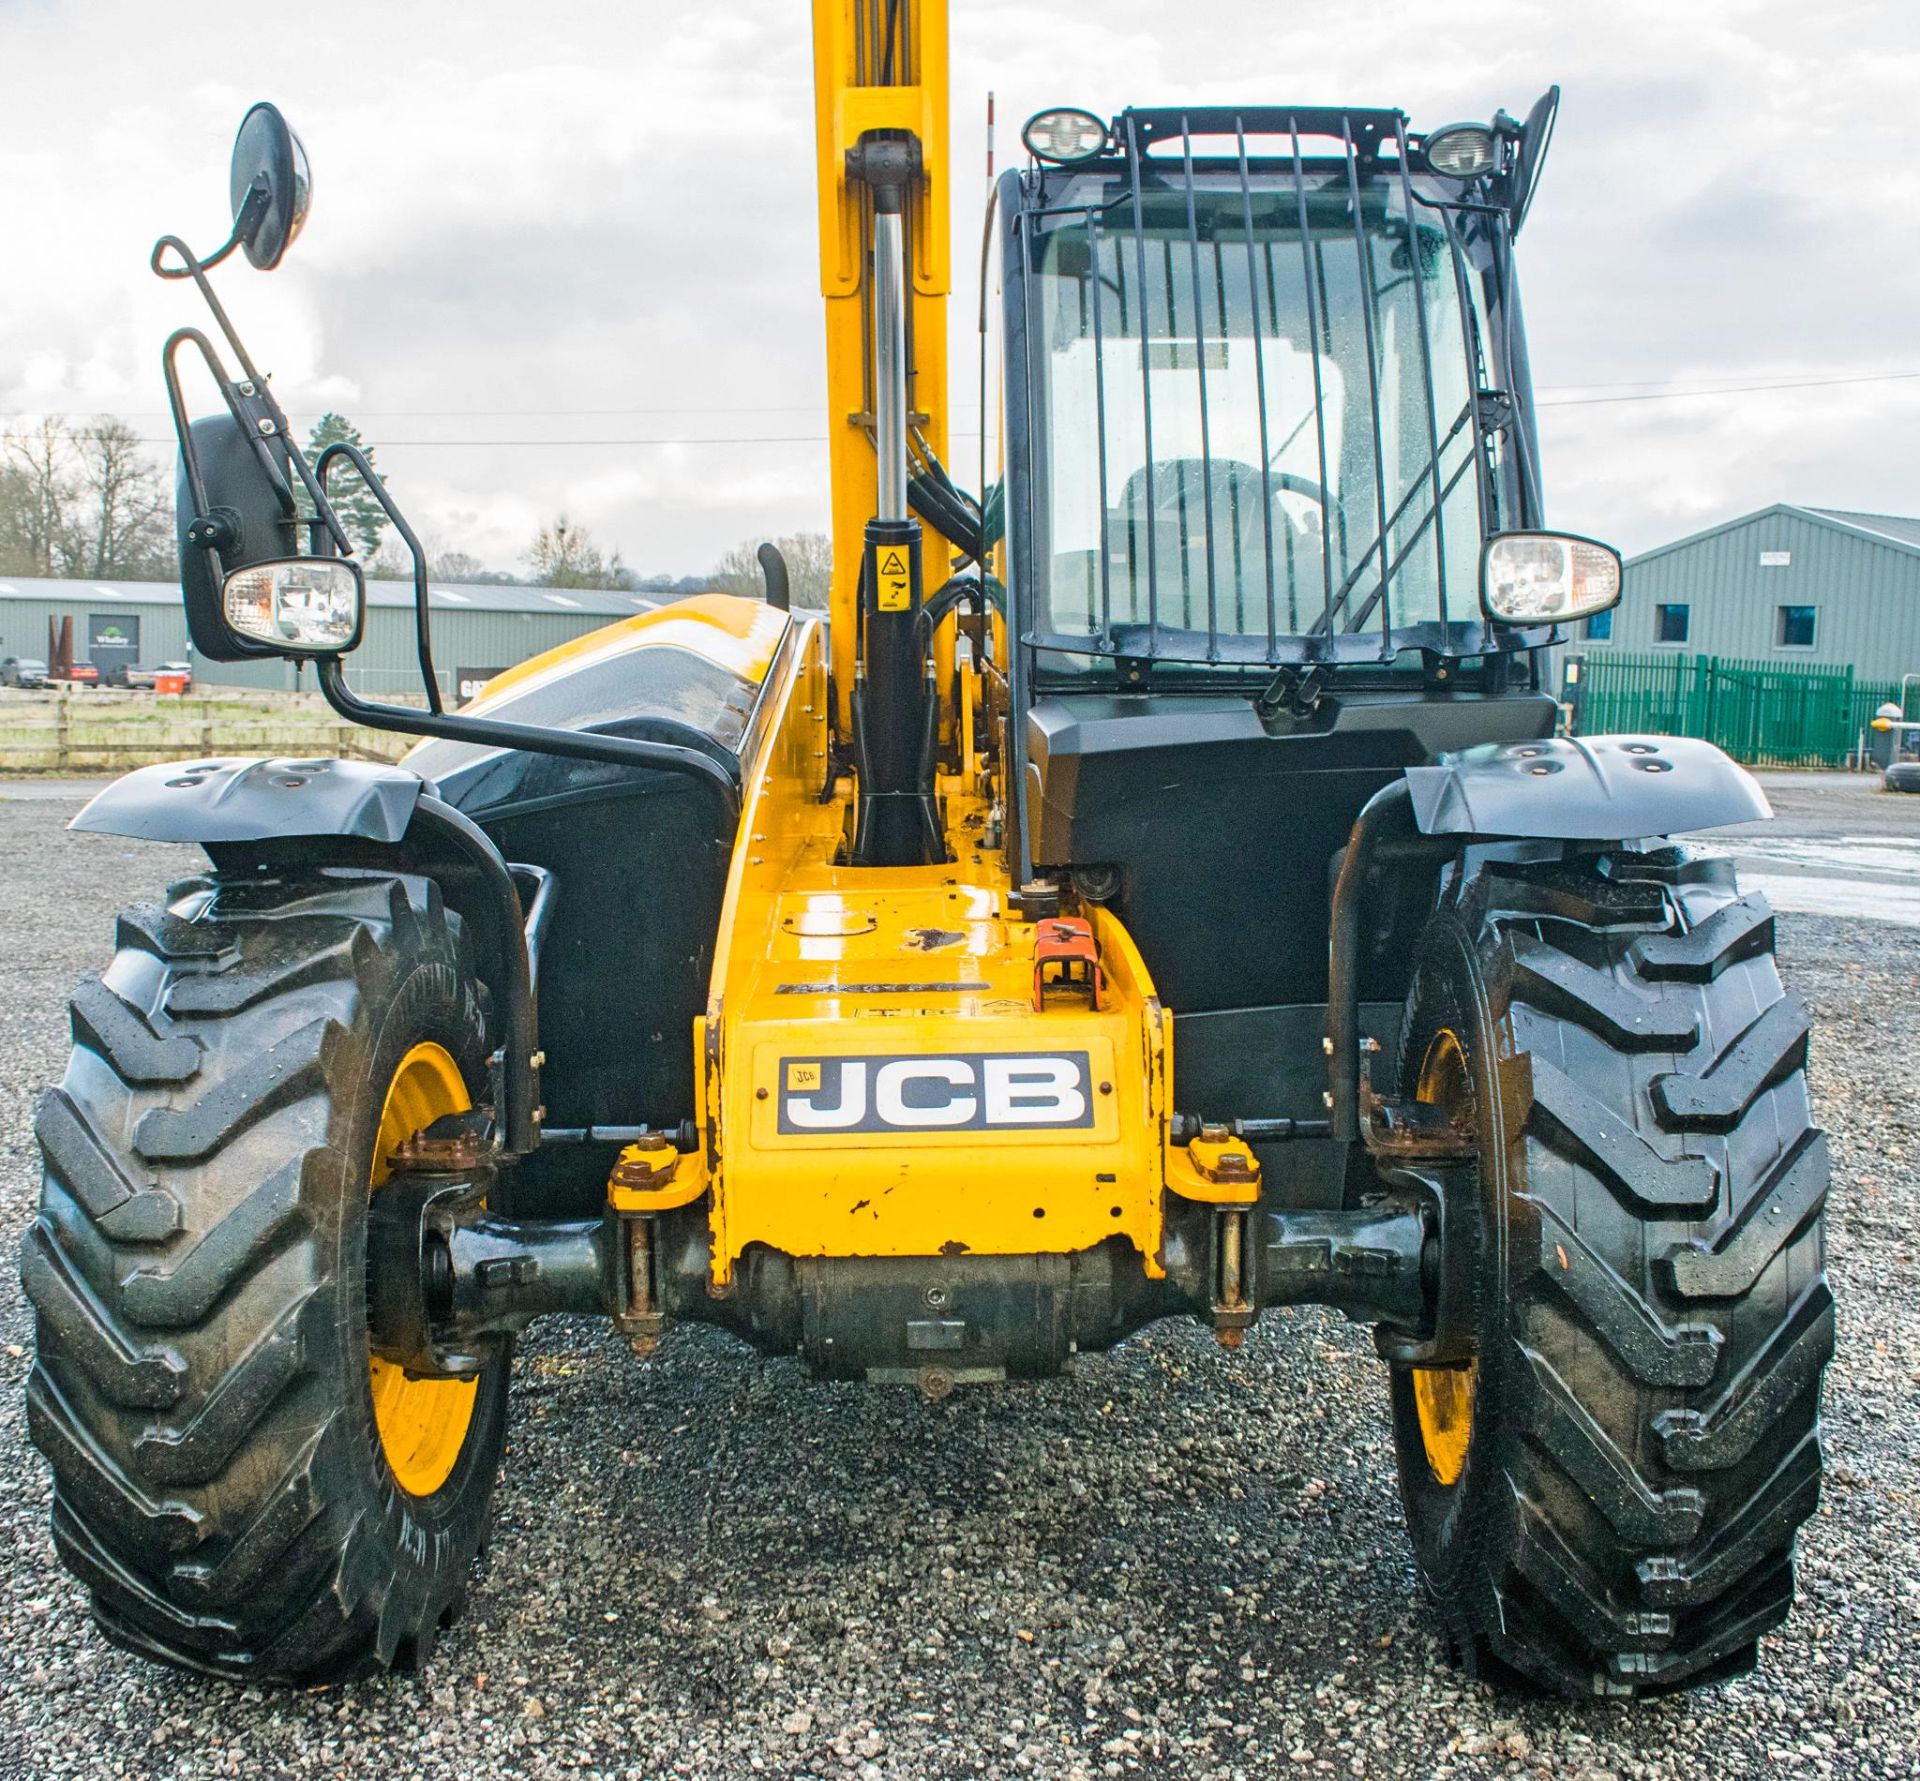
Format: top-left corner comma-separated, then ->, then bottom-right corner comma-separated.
1393,852 -> 1831,1698
23,867 -> 505,1683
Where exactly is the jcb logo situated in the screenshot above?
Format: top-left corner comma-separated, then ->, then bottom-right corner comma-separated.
776,1051 -> 1093,1134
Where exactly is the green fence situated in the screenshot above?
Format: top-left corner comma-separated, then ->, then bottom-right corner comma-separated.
1566,652 -> 1914,768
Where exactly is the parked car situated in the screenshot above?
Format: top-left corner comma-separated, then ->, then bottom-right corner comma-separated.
53,663 -> 100,687
0,656 -> 49,689
124,661 -> 193,691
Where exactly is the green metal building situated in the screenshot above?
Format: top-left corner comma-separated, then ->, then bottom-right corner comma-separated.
1585,504 -> 1920,672
0,575 -> 668,702
1563,505 -> 1920,766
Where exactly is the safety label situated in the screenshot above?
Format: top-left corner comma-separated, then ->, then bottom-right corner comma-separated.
876,547 -> 911,612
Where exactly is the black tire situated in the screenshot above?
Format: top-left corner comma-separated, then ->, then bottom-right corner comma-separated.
1884,760 -> 1920,793
23,866 -> 511,1682
1387,849 -> 1831,1697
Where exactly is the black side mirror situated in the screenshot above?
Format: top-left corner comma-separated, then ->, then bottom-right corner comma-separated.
1507,85 -> 1559,240
229,102 -> 311,270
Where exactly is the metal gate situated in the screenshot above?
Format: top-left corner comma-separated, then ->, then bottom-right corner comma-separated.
1565,651 -> 1912,769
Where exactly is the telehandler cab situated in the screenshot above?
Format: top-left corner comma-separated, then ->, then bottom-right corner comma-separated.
25,2 -> 1831,1698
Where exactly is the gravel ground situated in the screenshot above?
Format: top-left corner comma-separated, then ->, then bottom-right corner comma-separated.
0,791 -> 1915,1780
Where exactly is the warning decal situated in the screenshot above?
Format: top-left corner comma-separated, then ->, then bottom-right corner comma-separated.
876,547 -> 911,613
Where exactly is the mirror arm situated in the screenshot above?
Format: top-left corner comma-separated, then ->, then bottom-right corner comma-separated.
317,440 -> 444,714
155,232 -> 358,567
161,325 -> 353,574
311,658 -> 743,815
151,183 -> 273,287
151,234 -> 271,390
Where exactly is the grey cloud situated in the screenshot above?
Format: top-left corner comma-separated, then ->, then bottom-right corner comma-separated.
5,0 -> 1919,568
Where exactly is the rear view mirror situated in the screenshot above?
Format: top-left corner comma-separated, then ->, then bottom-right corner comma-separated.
229,102 -> 311,270
222,558 -> 364,654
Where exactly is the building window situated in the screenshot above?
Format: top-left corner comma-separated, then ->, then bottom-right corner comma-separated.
1585,608 -> 1614,642
1655,602 -> 1690,644
1776,604 -> 1817,649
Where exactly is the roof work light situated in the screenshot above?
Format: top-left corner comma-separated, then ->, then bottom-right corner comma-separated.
1423,122 -> 1499,178
1022,108 -> 1109,165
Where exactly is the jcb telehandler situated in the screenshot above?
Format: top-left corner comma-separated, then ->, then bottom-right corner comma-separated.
25,1 -> 1832,1698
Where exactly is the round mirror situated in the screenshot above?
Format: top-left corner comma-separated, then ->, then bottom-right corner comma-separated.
228,102 -> 311,270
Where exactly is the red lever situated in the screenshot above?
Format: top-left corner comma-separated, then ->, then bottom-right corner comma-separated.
1032,917 -> 1105,1012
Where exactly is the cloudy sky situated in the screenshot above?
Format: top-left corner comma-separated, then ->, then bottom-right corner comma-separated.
4,0 -> 1919,576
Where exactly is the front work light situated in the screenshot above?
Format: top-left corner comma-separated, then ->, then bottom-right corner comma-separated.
223,557 -> 364,653
1424,122 -> 1499,179
1481,533 -> 1622,625
1023,108 -> 1109,165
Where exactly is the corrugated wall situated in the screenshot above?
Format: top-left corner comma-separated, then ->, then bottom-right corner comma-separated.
1597,511 -> 1920,676
0,596 -> 193,672
0,591 -> 636,699
337,606 -> 631,700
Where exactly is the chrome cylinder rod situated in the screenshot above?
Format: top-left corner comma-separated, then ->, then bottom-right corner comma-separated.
872,206 -> 908,521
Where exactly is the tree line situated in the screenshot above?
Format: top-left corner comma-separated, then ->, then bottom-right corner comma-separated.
0,411 -> 830,606
0,417 -> 174,580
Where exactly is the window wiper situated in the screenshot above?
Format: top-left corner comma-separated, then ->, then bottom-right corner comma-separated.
1306,398 -> 1476,637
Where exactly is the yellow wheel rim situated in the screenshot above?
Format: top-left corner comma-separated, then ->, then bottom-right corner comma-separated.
1411,1028 -> 1479,1487
368,1042 -> 479,1497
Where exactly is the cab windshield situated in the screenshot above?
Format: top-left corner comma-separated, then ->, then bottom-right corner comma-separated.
1024,171 -> 1490,664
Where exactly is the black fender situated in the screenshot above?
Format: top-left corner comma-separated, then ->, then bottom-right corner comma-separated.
1403,734 -> 1771,839
1327,735 -> 1770,1144
71,755 -> 424,844
70,757 -> 543,1153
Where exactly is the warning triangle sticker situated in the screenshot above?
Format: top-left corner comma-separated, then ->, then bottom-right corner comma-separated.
878,549 -> 907,577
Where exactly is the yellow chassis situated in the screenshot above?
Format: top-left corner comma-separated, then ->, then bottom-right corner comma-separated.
579,607 -> 1258,1293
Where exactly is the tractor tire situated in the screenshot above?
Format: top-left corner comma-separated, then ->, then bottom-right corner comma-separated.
23,866 -> 512,1683
1387,849 -> 1831,1697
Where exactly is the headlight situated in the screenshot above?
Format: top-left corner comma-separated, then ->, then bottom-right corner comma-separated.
1480,533 -> 1622,625
1022,108 -> 1109,166
222,558 -> 364,653
1423,123 -> 1498,179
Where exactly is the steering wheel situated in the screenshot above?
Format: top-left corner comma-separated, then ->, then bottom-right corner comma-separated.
1265,468 -> 1330,538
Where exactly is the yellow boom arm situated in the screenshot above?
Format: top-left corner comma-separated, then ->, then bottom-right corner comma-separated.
811,0 -> 951,735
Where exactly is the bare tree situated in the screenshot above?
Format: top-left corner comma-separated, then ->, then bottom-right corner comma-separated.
0,416 -> 172,579
73,418 -> 172,579
0,418 -> 77,576
366,537 -> 414,581
527,515 -> 630,589
710,531 -> 832,609
431,549 -> 485,582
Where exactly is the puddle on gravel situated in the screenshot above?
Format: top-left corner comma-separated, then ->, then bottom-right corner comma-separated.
1679,833 -> 1920,926
1732,870 -> 1920,927
1717,835 -> 1920,877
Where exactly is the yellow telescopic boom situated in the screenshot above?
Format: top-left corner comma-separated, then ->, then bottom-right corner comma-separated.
811,0 -> 952,740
